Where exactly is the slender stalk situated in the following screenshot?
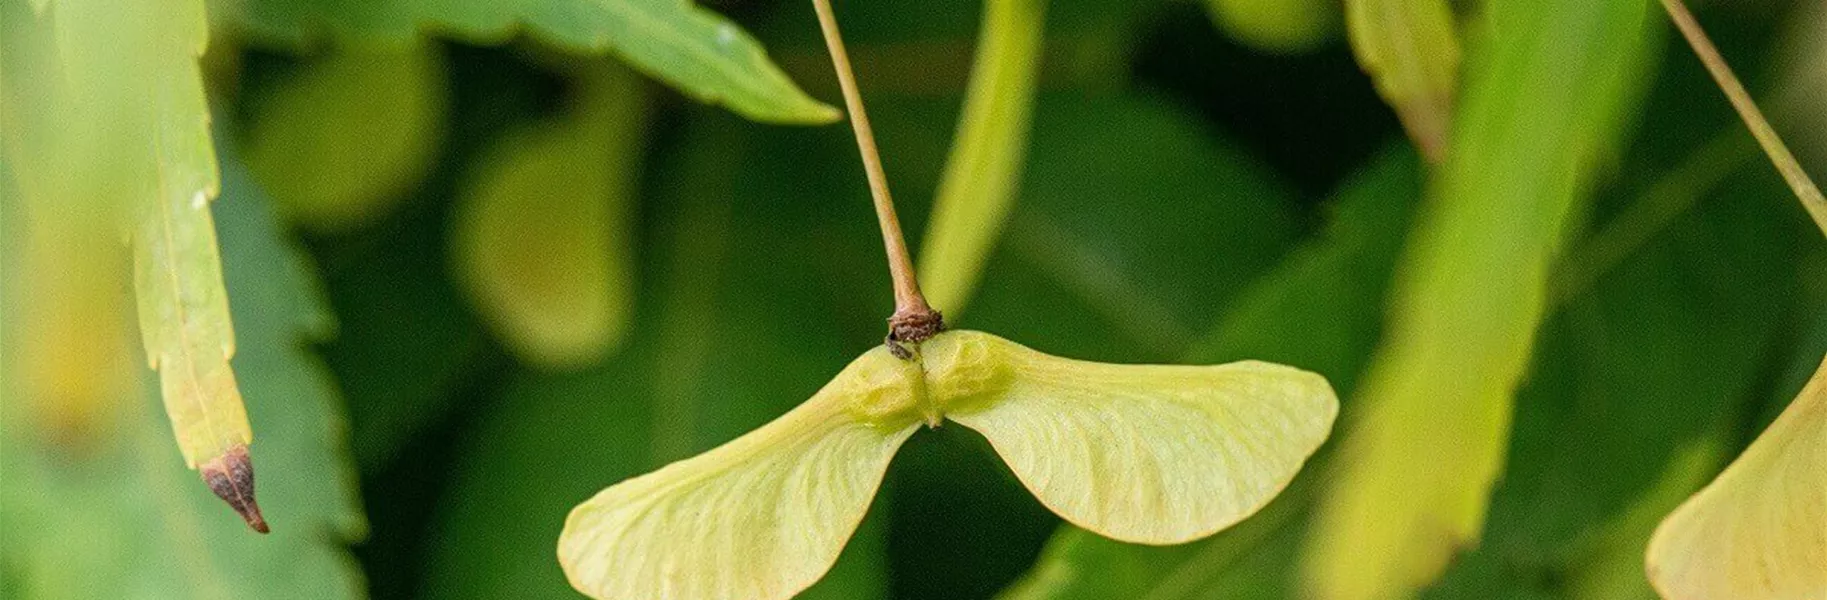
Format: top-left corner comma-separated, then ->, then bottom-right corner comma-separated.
811,0 -> 944,345
1660,0 -> 1827,239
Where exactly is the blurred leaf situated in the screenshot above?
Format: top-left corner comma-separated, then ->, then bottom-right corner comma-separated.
1,0 -> 261,505
1418,166 -> 1805,600
245,41 -> 448,233
0,3 -> 139,450
994,146 -> 1423,600
916,0 -> 1045,316
321,226 -> 489,469
1562,440 -> 1724,600
1,156 -> 367,598
1204,0 -> 1341,55
1300,1 -> 1656,598
1775,2 -> 1825,167
1344,0 -> 1459,162
1188,147 -> 1421,390
964,93 -> 1300,363
219,0 -> 838,124
424,114 -> 891,600
451,64 -> 645,369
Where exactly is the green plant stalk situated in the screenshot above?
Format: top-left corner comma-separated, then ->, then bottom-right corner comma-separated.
917,0 -> 1047,317
810,0 -> 942,345
1300,1 -> 1654,598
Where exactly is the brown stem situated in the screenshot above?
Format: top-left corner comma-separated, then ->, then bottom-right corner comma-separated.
1660,0 -> 1827,239
810,0 -> 944,350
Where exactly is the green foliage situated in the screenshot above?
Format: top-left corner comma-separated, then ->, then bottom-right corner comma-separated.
450,63 -> 644,369
7,0 -> 1825,598
246,41 -> 449,232
1421,165 -> 1806,600
218,0 -> 837,124
1,0 -> 239,470
1302,1 -> 1658,597
1,160 -> 367,599
963,94 -> 1299,362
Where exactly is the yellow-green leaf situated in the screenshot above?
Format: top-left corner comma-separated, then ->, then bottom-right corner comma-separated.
1204,0 -> 1341,55
223,0 -> 838,124
1299,1 -> 1655,598
134,175 -> 251,469
1,0 -> 247,480
929,331 -> 1337,545
1345,0 -> 1459,162
1645,355 -> 1827,600
451,65 -> 645,369
2,159 -> 369,598
245,41 -> 448,233
557,346 -> 923,600
916,0 -> 1045,316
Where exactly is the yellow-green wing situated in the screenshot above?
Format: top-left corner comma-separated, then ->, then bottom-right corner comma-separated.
926,330 -> 1337,545
557,347 -> 922,600
1645,355 -> 1827,600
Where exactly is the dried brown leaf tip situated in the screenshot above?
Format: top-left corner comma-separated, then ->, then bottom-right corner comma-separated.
200,444 -> 269,534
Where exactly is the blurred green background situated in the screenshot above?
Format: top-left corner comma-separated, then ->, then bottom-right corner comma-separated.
4,0 -> 1825,599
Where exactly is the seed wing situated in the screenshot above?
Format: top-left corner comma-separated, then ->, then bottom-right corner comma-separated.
558,348 -> 920,600
935,331 -> 1338,545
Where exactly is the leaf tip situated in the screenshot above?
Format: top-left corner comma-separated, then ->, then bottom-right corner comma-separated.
201,444 -> 269,534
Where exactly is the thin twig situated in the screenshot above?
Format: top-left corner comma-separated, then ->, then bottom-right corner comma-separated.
810,0 -> 943,347
1660,0 -> 1827,239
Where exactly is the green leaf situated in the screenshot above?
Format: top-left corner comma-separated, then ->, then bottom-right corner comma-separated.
1562,440 -> 1724,600
1300,1 -> 1657,597
451,64 -> 645,369
992,146 -> 1423,600
245,41 -> 449,233
1344,0 -> 1460,161
133,155 -> 247,473
221,0 -> 838,124
1,0 -> 267,517
1420,167 -> 1806,600
1204,0 -> 1341,54
1,155 -> 367,599
963,94 -> 1299,362
916,0 -> 1046,316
